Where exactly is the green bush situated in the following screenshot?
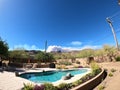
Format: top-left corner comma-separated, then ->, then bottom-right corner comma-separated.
58,83 -> 71,90
80,75 -> 87,82
44,83 -> 57,90
109,73 -> 113,77
59,61 -> 72,65
98,85 -> 105,90
90,62 -> 101,76
89,72 -> 95,78
115,56 -> 120,61
85,74 -> 91,80
111,68 -> 116,73
72,80 -> 82,87
23,83 -> 34,90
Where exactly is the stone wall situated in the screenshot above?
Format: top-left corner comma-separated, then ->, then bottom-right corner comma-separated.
71,69 -> 106,90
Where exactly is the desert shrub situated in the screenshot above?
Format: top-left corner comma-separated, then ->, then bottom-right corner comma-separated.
72,80 -> 82,87
23,83 -> 34,90
76,49 -> 95,58
73,65 -> 79,68
88,72 -> 95,78
58,83 -> 71,90
85,74 -> 91,80
80,75 -> 87,82
109,73 -> 113,77
59,61 -> 72,65
61,65 -> 66,69
90,62 -> 101,76
80,73 -> 94,83
115,56 -> 120,61
111,68 -> 116,73
98,85 -> 105,90
56,65 -> 62,69
33,84 -> 44,90
90,71 -> 96,77
67,83 -> 73,89
76,61 -> 80,64
56,65 -> 68,69
44,83 -> 57,90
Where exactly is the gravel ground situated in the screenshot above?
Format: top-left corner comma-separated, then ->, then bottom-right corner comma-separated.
94,62 -> 120,90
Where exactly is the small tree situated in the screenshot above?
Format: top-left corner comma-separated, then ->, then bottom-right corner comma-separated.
0,37 -> 9,59
103,45 -> 117,61
35,52 -> 55,63
9,50 -> 29,63
76,49 -> 95,58
35,52 -> 45,62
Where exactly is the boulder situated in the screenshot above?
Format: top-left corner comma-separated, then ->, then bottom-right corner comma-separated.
66,73 -> 72,77
62,73 -> 73,80
62,76 -> 70,80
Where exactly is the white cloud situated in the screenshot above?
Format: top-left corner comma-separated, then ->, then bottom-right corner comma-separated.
47,45 -> 63,52
71,41 -> 82,46
10,44 -> 44,51
47,45 -> 101,52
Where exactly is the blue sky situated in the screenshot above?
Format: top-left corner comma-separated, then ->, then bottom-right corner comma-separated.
0,0 -> 120,51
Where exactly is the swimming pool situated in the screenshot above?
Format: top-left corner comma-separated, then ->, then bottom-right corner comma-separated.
20,69 -> 88,83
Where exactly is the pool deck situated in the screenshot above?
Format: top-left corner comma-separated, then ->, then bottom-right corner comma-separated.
0,68 -> 91,90
0,71 -> 34,90
0,68 -> 36,90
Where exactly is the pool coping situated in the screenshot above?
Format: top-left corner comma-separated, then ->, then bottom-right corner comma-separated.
18,68 -> 91,86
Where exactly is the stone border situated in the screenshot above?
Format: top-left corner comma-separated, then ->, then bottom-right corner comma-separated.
71,69 -> 106,90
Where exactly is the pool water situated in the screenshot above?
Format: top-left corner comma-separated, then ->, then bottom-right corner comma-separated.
20,69 -> 88,83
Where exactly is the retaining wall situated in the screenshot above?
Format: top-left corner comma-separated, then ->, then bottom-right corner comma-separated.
71,69 -> 106,90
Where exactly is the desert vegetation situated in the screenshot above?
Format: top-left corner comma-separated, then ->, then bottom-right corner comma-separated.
1,36 -> 120,69
53,44 -> 119,63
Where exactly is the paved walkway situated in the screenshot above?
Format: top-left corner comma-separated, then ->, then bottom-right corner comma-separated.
0,68 -> 58,90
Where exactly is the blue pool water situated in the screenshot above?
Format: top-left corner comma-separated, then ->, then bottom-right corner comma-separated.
20,69 -> 88,83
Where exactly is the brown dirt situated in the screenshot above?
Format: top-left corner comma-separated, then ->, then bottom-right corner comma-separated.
94,62 -> 120,90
